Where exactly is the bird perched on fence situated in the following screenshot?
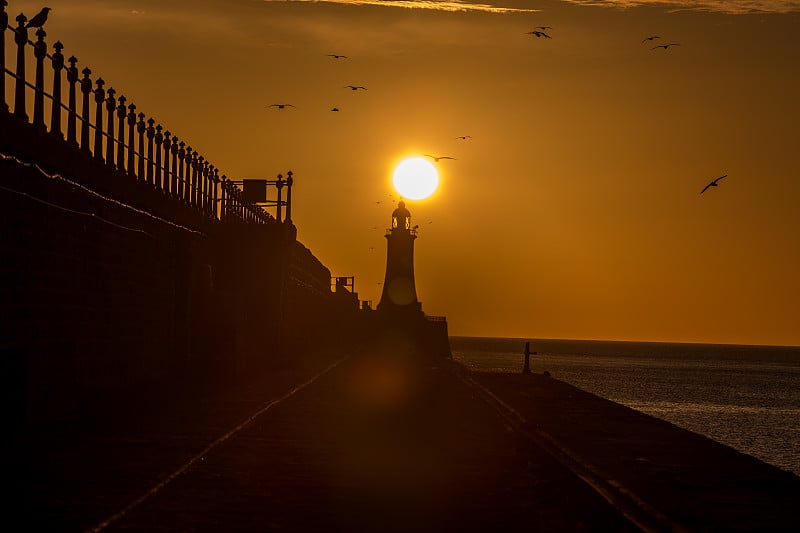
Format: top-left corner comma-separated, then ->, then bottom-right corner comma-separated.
26,7 -> 52,28
345,85 -> 367,91
425,154 -> 456,162
651,43 -> 680,50
700,174 -> 728,194
266,104 -> 295,109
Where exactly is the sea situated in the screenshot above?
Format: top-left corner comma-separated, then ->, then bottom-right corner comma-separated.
451,337 -> 800,477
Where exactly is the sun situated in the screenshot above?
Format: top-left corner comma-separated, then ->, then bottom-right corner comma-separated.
392,157 -> 439,200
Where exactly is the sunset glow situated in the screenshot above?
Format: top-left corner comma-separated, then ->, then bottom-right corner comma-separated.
392,157 -> 439,200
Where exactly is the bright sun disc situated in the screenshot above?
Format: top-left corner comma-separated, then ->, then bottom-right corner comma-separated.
392,157 -> 439,200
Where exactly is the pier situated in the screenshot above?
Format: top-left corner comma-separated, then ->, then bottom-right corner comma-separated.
3,5 -> 799,531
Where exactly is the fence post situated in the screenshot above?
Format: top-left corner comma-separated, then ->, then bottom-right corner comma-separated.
80,67 -> 92,151
276,173 -> 284,223
170,135 -> 179,196
127,103 -> 137,176
105,87 -> 116,167
137,112 -> 146,181
219,173 -> 227,221
286,170 -> 293,223
66,56 -> 78,144
115,95 -> 126,171
32,28 -> 47,129
154,125 -> 164,190
190,150 -> 199,207
199,157 -> 207,213
178,142 -> 187,202
14,13 -> 28,120
146,118 -> 155,184
0,2 -> 8,112
93,78 -> 105,160
162,130 -> 172,194
50,41 -> 64,137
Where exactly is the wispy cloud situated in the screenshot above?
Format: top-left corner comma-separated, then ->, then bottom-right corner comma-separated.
262,0 -> 538,14
560,0 -> 800,14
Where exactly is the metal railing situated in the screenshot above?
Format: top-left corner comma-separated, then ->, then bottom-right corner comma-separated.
0,2 -> 276,225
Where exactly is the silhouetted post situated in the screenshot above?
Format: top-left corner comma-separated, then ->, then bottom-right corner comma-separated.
523,341 -> 532,374
115,95 -> 126,170
137,113 -> 146,180
80,67 -> 92,151
162,130 -> 172,194
190,151 -> 199,207
49,41 -> 64,137
93,78 -> 105,160
170,135 -> 179,196
177,141 -> 186,201
276,173 -> 284,223
154,125 -> 164,189
219,174 -> 227,220
212,169 -> 220,219
105,87 -> 116,167
0,2 -> 8,112
66,56 -> 78,144
285,170 -> 293,223
199,157 -> 207,212
14,14 -> 28,121
184,146 -> 194,204
128,104 -> 137,177
32,28 -> 47,129
145,118 -> 155,184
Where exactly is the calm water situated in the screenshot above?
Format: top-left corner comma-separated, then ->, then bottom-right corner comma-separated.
451,337 -> 800,476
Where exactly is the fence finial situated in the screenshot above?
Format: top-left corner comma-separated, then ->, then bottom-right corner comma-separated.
50,41 -> 65,137
14,13 -> 29,120
93,78 -> 105,159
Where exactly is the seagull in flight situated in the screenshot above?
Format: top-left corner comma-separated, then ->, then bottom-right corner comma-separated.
641,35 -> 661,43
527,31 -> 552,39
700,174 -> 728,194
345,85 -> 367,91
425,154 -> 456,162
26,7 -> 52,28
455,135 -> 472,140
330,107 -> 340,112
533,26 -> 552,30
266,104 -> 295,109
651,43 -> 680,50
327,54 -> 348,59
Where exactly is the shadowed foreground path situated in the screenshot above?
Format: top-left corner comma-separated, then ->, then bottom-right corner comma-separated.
93,353 -> 634,532
9,348 -> 799,532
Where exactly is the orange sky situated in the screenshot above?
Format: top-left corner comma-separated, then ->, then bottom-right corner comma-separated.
9,0 -> 800,345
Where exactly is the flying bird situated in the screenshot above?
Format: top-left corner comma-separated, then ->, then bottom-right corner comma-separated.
25,7 -> 52,28
425,154 -> 456,162
651,43 -> 680,50
345,85 -> 367,91
266,104 -> 295,109
641,35 -> 661,43
330,107 -> 340,112
527,31 -> 552,39
700,174 -> 728,194
455,135 -> 472,140
533,26 -> 552,30
327,54 -> 348,59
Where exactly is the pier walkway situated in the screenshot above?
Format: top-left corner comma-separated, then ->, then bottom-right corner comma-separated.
7,347 -> 799,532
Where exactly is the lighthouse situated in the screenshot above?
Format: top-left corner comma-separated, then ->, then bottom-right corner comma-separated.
377,201 -> 423,317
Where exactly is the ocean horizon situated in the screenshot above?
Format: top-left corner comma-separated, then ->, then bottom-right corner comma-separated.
451,336 -> 800,477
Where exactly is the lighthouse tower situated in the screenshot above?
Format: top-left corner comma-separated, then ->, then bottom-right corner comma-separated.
377,201 -> 423,317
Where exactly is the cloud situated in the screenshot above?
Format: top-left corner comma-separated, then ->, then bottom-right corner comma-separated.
560,0 -> 800,14
262,0 -> 538,14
